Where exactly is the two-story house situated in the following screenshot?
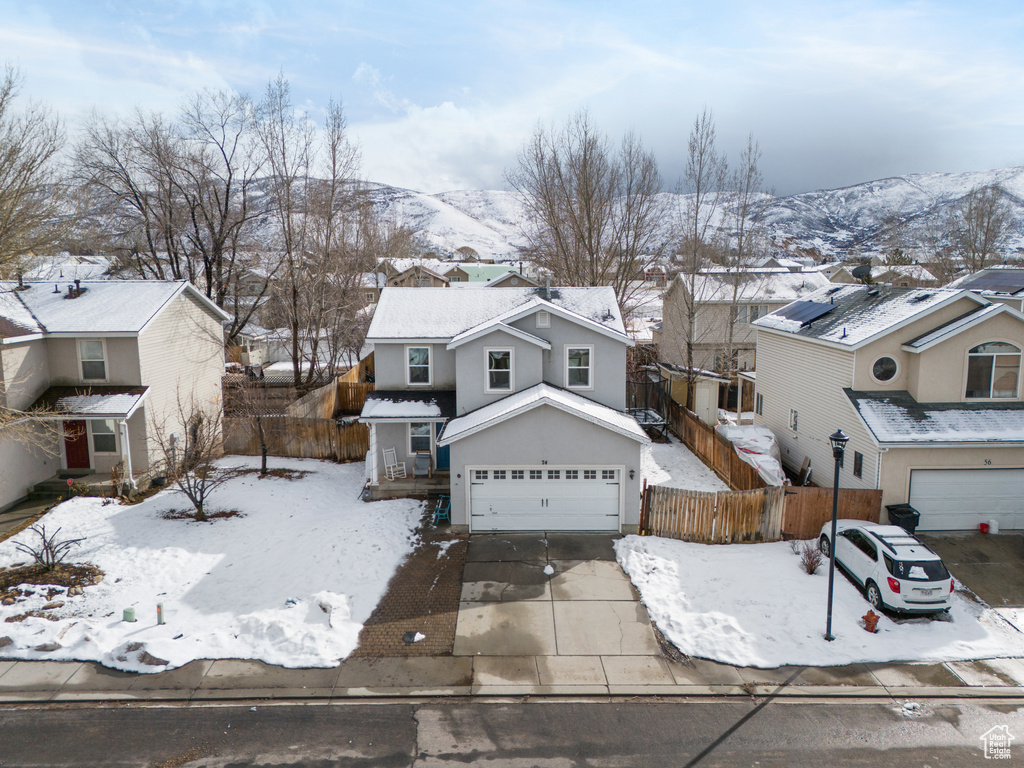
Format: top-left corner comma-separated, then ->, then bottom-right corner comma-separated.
0,280 -> 229,508
360,287 -> 648,533
752,284 -> 1024,531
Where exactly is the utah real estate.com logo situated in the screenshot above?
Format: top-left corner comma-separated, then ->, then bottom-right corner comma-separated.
980,725 -> 1014,760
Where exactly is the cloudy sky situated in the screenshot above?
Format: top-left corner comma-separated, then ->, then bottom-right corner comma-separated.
3,1 -> 1022,196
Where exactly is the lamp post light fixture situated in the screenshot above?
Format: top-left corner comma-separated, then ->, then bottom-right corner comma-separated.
824,428 -> 849,642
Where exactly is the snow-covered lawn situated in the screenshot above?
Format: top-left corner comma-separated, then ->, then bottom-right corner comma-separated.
0,457 -> 423,672
616,535 -> 1024,668
641,436 -> 729,493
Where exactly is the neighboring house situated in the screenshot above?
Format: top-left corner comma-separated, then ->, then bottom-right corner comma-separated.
360,286 -> 648,533
24,255 -> 111,282
360,272 -> 388,306
870,264 -> 938,288
387,264 -> 450,288
656,269 -> 831,374
949,266 -> 1024,312
444,264 -> 519,283
752,284 -> 1024,531
0,280 -> 230,508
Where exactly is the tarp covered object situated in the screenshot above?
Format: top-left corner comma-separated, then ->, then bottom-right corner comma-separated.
715,424 -> 787,486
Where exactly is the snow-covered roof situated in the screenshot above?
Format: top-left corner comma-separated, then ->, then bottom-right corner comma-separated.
367,287 -> 627,341
902,304 -> 1023,352
24,255 -> 111,282
437,382 -> 649,445
845,389 -> 1024,445
31,385 -> 149,418
0,280 -> 231,335
0,289 -> 44,338
445,264 -> 519,281
447,320 -> 551,350
676,270 -> 831,303
753,285 -> 986,348
359,390 -> 456,421
871,264 -> 937,283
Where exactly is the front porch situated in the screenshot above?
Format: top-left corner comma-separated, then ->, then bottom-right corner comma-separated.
367,471 -> 451,500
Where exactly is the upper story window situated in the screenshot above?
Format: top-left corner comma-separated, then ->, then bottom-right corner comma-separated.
871,356 -> 898,382
79,339 -> 106,381
966,342 -> 1020,399
407,346 -> 431,386
449,275 -> 462,282
413,275 -> 432,287
566,345 -> 593,389
485,348 -> 513,393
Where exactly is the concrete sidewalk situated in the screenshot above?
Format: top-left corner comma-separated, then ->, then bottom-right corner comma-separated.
3,532 -> 1024,703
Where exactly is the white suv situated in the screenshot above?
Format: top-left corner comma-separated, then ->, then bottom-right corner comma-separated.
819,521 -> 954,614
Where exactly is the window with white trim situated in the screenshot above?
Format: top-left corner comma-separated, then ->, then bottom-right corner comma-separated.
92,419 -> 117,453
493,470 -> 507,479
547,470 -> 560,479
566,345 -> 593,389
565,470 -> 578,480
407,346 -> 431,385
79,339 -> 106,381
474,469 -> 488,480
529,469 -> 542,480
511,470 -> 524,479
966,342 -> 1020,399
584,469 -> 596,480
485,348 -> 513,392
602,469 -> 615,480
408,422 -> 431,454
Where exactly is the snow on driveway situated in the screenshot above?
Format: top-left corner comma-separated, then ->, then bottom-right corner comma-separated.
616,535 -> 1024,668
642,436 -> 729,493
0,457 -> 423,672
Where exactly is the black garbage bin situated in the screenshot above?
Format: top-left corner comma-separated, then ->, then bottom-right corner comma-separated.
885,503 -> 920,534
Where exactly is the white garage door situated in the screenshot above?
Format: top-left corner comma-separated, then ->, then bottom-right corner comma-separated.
469,466 -> 621,532
909,468 -> 1024,531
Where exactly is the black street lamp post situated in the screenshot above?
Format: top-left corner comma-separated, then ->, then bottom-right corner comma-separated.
825,428 -> 849,642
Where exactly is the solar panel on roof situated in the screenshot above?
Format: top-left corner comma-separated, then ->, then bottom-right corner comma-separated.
774,300 -> 835,325
961,270 -> 1024,294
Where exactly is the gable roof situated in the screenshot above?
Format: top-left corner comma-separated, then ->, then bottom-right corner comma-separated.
902,303 -> 1024,352
0,280 -> 230,337
674,270 -> 831,304
447,320 -> 551,350
437,382 -> 649,445
753,285 -> 987,349
845,389 -> 1024,446
366,287 -> 628,342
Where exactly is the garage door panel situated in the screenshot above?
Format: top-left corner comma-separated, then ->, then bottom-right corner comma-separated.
910,468 -> 1024,531
469,466 -> 621,532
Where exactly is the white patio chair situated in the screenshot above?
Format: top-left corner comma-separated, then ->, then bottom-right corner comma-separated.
383,447 -> 406,480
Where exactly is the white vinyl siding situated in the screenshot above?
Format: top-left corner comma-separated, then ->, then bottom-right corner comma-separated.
754,331 -> 878,490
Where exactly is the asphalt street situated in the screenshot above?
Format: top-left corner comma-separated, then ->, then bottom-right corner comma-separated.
1,698 -> 1022,767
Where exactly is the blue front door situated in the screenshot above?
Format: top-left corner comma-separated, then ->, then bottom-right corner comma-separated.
435,422 -> 450,470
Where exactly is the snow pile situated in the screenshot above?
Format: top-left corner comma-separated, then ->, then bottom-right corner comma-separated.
641,436 -> 729,493
715,424 -> 786,487
615,535 -> 1024,668
0,457 -> 423,672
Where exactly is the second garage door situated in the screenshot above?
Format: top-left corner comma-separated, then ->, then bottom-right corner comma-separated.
469,466 -> 621,532
909,468 -> 1024,531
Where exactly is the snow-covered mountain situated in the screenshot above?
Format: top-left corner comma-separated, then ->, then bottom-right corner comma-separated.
364,167 -> 1024,263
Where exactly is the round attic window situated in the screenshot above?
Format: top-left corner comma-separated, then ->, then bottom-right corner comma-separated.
872,356 -> 898,382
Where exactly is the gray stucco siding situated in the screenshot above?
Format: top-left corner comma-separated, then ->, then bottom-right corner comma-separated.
453,329 -> 544,414
507,313 -> 626,410
446,404 -> 643,530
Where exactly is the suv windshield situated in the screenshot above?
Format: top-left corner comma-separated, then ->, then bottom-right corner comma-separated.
883,554 -> 949,581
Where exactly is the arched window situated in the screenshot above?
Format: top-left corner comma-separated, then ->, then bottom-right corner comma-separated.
966,342 -> 1021,399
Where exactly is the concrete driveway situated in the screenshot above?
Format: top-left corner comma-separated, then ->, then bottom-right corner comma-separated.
918,531 -> 1024,610
453,533 -> 663,690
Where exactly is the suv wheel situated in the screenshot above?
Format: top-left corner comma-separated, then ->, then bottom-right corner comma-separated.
866,581 -> 884,611
819,535 -> 830,557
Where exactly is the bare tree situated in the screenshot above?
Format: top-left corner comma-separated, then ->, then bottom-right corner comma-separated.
227,376 -> 279,476
506,109 -> 665,311
945,184 -> 1014,273
672,108 -> 728,408
151,397 -> 231,521
0,65 -> 67,276
255,76 -> 369,392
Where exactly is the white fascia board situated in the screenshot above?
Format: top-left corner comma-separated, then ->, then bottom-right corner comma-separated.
901,303 -> 1024,353
124,388 -> 151,420
447,321 -> 551,350
0,333 -> 45,345
137,281 -> 232,337
439,397 -> 648,447
500,299 -> 633,346
365,337 -> 450,345
45,332 -> 139,339
878,440 -> 1024,448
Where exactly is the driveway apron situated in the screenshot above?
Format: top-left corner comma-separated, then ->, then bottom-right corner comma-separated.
454,533 -> 660,660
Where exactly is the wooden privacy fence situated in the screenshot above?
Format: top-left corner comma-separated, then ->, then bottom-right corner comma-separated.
781,487 -> 882,539
336,381 -> 374,414
667,401 -> 767,491
640,484 -> 882,543
285,380 -> 337,419
224,417 -> 369,462
640,485 -> 786,543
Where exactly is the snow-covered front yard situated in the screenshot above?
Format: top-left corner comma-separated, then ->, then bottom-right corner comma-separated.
616,535 -> 1024,668
0,457 -> 423,672
641,436 -> 729,493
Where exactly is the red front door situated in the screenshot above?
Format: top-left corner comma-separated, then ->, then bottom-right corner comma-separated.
63,420 -> 90,469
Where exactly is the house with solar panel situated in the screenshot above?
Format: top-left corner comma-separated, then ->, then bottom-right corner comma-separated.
0,279 -> 230,508
949,266 -> 1024,312
751,283 -> 1024,531
359,286 -> 649,533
